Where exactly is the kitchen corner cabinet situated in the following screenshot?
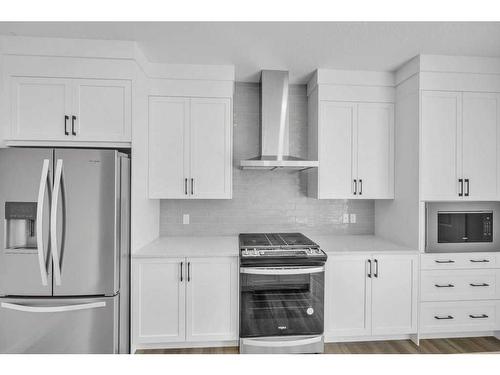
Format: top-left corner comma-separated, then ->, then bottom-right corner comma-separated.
9,76 -> 131,143
148,96 -> 232,199
132,256 -> 238,348
310,101 -> 394,199
420,91 -> 500,201
325,253 -> 418,340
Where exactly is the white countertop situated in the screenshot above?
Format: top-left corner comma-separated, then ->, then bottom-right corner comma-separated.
310,234 -> 418,254
132,234 -> 417,258
133,236 -> 239,258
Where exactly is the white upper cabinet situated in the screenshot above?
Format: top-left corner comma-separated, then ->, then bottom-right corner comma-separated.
72,79 -> 131,142
421,90 -> 500,201
312,100 -> 394,199
9,76 -> 131,144
148,96 -> 232,200
11,77 -> 73,140
356,103 -> 394,199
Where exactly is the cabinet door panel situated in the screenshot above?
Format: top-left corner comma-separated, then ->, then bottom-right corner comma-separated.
462,92 -> 498,200
325,255 -> 371,337
132,258 -> 185,344
11,77 -> 72,140
189,98 -> 232,199
186,257 -> 238,341
148,97 -> 190,198
319,101 -> 355,199
421,91 -> 461,200
356,103 -> 394,198
73,79 -> 131,142
371,254 -> 418,335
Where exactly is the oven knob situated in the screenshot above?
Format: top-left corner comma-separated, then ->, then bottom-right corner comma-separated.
243,250 -> 249,256
306,307 -> 314,315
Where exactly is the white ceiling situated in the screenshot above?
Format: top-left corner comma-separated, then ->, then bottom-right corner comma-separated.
1,22 -> 500,83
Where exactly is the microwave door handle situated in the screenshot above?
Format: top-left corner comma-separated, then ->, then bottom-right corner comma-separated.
50,159 -> 63,286
36,159 -> 50,286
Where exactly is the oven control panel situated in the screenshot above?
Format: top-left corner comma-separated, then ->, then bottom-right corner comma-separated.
241,248 -> 325,257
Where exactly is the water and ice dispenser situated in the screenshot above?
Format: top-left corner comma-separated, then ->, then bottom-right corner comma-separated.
4,202 -> 37,252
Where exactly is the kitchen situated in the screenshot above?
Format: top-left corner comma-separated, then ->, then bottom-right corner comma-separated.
1,15 -> 500,366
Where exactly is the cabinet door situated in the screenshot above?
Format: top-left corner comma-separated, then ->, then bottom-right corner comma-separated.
132,258 -> 186,344
462,92 -> 499,200
371,254 -> 418,335
189,98 -> 232,199
325,255 -> 371,337
420,91 -> 461,200
186,257 -> 238,342
148,97 -> 190,198
318,101 -> 356,199
72,79 -> 131,142
11,76 -> 72,140
356,103 -> 394,199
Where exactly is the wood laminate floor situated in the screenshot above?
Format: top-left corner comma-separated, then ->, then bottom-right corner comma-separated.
136,336 -> 500,354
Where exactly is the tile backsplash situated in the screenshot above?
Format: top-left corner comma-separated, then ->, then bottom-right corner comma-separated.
160,82 -> 374,236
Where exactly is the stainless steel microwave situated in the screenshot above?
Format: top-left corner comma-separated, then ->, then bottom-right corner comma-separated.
426,202 -> 500,253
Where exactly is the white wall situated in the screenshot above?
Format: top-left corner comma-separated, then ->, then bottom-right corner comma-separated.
375,74 -> 420,249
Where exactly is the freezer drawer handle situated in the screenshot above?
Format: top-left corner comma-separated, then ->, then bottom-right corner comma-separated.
36,159 -> 51,286
50,159 -> 64,286
0,301 -> 106,313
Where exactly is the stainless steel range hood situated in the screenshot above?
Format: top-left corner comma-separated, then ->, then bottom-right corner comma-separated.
240,70 -> 319,170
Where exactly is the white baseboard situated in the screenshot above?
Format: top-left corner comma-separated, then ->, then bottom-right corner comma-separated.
325,334 -> 413,343
132,340 -> 239,353
419,331 -> 497,340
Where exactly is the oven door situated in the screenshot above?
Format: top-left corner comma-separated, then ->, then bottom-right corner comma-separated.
239,266 -> 324,338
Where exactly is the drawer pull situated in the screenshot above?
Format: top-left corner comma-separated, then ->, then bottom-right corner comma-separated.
469,314 -> 489,319
435,260 -> 455,264
470,259 -> 490,263
434,284 -> 455,288
434,315 -> 454,320
470,283 -> 490,287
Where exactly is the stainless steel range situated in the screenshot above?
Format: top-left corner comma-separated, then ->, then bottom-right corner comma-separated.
239,233 -> 327,354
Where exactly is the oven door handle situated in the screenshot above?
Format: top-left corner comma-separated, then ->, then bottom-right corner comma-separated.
240,266 -> 325,275
241,336 -> 323,348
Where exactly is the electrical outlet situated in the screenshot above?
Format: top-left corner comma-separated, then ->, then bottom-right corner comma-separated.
183,214 -> 190,225
350,214 -> 357,223
342,213 -> 350,224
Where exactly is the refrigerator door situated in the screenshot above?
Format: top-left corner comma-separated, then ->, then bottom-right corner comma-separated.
0,148 -> 53,296
0,296 -> 118,353
52,149 -> 120,296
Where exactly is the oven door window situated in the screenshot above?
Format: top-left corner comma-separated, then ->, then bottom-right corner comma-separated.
240,268 -> 324,338
438,212 -> 493,243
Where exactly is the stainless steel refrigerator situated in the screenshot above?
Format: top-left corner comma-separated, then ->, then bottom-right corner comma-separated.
0,148 -> 130,354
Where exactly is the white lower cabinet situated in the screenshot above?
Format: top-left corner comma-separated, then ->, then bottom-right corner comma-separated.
132,256 -> 238,349
325,253 -> 418,340
419,252 -> 500,337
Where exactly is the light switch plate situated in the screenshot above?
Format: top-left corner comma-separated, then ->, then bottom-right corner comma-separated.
350,214 -> 357,223
183,214 -> 190,225
342,214 -> 350,224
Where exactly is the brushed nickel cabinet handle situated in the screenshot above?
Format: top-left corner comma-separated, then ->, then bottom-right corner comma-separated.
191,178 -> 194,195
184,178 -> 188,195
71,115 -> 77,135
353,179 -> 357,195
470,283 -> 489,287
469,314 -> 488,319
434,284 -> 455,288
434,315 -> 454,320
187,262 -> 191,282
458,178 -> 463,197
374,258 -> 378,278
64,115 -> 69,135
470,259 -> 490,263
180,262 -> 183,282
435,260 -> 455,264
367,259 -> 372,278
359,179 -> 363,196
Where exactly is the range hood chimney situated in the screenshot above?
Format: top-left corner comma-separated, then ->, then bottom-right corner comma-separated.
240,70 -> 319,170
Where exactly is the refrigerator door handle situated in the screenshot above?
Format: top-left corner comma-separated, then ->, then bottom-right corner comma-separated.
51,159 -> 63,286
0,301 -> 106,313
36,159 -> 51,286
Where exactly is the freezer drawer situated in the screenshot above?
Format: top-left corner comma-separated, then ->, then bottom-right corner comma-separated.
0,296 -> 118,353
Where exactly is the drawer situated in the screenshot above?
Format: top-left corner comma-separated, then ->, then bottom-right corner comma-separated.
421,269 -> 500,301
421,253 -> 500,270
420,300 -> 500,333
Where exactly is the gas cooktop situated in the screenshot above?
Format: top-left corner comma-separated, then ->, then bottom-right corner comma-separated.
239,233 -> 327,266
